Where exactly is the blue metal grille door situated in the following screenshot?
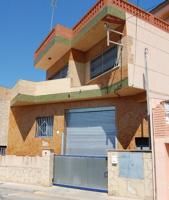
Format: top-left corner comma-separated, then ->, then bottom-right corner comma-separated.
66,107 -> 117,156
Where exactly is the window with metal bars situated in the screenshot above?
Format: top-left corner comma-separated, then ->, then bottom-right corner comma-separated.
90,45 -> 118,79
50,64 -> 68,80
36,116 -> 54,137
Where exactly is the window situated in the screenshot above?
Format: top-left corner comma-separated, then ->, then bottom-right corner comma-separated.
0,146 -> 6,156
36,116 -> 54,137
164,103 -> 169,124
90,45 -> 118,79
51,64 -> 68,80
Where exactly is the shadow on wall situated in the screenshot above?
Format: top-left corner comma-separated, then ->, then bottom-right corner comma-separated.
9,97 -> 147,150
166,143 -> 169,156
11,107 -> 36,141
116,100 -> 148,149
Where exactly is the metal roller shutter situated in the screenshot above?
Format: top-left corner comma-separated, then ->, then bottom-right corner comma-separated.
66,106 -> 117,156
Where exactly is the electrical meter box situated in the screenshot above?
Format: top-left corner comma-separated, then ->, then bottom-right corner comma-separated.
112,155 -> 118,164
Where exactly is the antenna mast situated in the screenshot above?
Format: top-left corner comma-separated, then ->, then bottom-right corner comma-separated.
50,0 -> 57,30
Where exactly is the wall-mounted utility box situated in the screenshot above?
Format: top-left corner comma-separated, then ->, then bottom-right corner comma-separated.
112,155 -> 118,165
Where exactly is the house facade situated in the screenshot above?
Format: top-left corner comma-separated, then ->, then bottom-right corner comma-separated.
4,0 -> 169,156
0,0 -> 169,198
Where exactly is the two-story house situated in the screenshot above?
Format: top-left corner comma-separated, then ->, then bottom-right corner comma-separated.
1,0 -> 169,198
7,0 -> 153,156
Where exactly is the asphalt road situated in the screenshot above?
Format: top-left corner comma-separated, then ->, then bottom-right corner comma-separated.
0,182 -> 139,200
0,187 -> 68,200
0,182 -> 107,200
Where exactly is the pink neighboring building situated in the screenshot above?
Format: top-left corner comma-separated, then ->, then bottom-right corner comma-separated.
153,102 -> 169,200
150,2 -> 169,200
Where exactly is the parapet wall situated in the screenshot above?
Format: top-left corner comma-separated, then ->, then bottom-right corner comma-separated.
11,78 -> 72,97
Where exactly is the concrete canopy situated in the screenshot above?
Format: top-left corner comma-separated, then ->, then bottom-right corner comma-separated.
34,1 -> 126,70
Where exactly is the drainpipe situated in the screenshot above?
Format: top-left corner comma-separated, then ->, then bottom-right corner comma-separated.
144,48 -> 157,200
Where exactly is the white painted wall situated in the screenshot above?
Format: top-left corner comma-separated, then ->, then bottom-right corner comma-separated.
126,13 -> 169,100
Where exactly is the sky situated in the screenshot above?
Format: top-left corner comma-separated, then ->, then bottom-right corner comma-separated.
0,0 -> 165,88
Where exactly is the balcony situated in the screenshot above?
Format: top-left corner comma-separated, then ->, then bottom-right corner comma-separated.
10,79 -> 101,106
10,77 -> 146,107
34,25 -> 73,70
34,0 -> 169,71
34,0 -> 126,70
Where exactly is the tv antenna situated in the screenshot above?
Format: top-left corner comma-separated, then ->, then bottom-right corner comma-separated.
50,0 -> 57,30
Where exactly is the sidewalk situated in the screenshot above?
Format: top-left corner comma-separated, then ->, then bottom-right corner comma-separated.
0,182 -> 141,200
